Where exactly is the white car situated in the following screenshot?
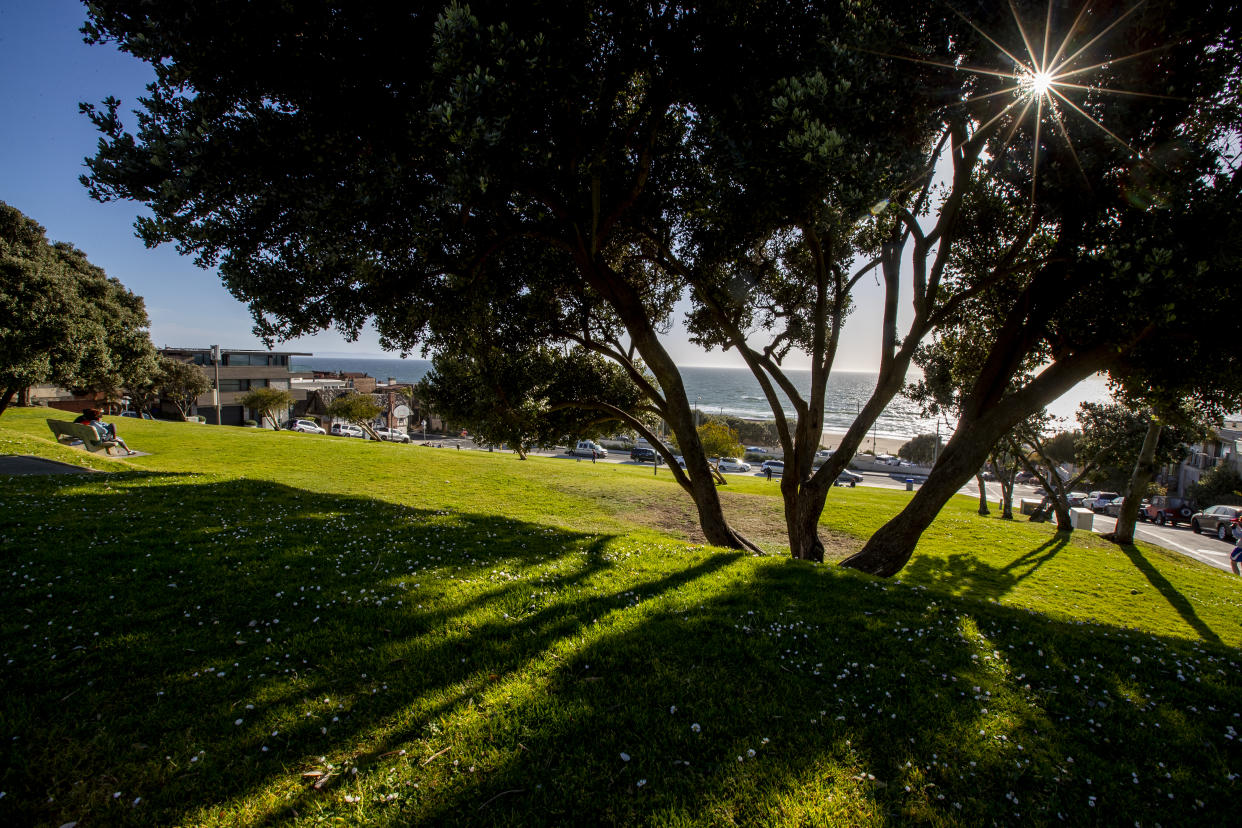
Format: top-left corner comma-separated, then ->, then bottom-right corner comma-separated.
568,440 -> 607,458
289,418 -> 326,435
761,459 -> 785,476
716,457 -> 751,473
375,427 -> 410,443
330,422 -> 367,439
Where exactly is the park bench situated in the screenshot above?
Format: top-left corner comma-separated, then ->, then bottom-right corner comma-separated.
46,419 -> 124,456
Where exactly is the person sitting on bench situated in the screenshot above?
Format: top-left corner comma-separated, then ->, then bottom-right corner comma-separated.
74,408 -> 134,455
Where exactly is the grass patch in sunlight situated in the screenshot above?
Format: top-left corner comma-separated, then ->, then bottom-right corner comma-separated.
1,407 -> 1239,825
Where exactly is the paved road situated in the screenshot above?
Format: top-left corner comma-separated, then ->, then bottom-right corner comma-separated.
966,479 -> 1235,573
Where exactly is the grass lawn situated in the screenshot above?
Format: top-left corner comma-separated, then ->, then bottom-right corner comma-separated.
1,407 -> 1240,826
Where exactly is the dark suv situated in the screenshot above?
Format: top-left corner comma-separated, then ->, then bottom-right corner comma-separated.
1140,495 -> 1196,526
630,446 -> 657,463
1189,505 -> 1242,540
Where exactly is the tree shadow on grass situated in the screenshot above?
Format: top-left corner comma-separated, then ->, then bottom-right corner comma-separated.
397,562 -> 1242,827
1114,541 -> 1222,645
900,532 -> 1072,600
0,471 -> 743,826
3,471 -> 1240,826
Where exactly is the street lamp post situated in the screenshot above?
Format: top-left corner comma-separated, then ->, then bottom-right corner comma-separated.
211,344 -> 221,426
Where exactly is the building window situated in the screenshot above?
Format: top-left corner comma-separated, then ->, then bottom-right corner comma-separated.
219,379 -> 245,392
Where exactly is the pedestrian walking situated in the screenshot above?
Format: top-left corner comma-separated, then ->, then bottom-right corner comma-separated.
591,449 -> 597,464
1230,523 -> 1242,576
765,465 -> 772,481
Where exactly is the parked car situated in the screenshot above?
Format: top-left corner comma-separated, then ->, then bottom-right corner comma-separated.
289,418 -> 326,435
672,455 -> 686,468
567,440 -> 607,458
630,446 -> 657,462
836,470 -> 863,487
1104,497 -> 1136,518
1140,495 -> 1196,526
119,410 -> 154,420
1066,491 -> 1089,507
1189,505 -> 1242,540
716,457 -> 751,473
761,459 -> 785,476
374,427 -> 410,443
330,422 -> 367,439
1083,491 -> 1120,513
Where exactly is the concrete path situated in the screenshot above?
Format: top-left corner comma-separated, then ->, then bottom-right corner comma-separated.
0,455 -> 96,476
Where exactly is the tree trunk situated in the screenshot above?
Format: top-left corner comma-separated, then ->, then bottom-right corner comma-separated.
782,477 -> 828,562
0,385 -> 18,417
975,473 -> 990,515
1049,498 -> 1073,531
999,475 -> 1014,520
1110,418 -> 1161,545
840,347 -> 1107,576
587,264 -> 754,551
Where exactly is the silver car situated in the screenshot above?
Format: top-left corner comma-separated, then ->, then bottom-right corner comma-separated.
290,418 -> 326,434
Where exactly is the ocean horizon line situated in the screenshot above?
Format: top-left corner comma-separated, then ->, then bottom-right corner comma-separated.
299,353 -> 891,375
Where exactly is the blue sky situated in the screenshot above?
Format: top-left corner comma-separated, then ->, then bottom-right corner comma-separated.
0,0 -> 376,356
1,1 -> 914,369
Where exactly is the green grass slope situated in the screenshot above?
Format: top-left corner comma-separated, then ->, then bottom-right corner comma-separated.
1,407 -> 1239,826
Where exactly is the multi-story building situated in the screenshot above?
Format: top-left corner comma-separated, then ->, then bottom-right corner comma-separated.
1174,424 -> 1242,495
158,347 -> 311,426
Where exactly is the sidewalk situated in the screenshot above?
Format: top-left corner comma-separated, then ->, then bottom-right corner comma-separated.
0,455 -> 96,476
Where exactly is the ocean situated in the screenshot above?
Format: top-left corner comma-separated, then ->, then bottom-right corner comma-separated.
298,356 -> 1111,441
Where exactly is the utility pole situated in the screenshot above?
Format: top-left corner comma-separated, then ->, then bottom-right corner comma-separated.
211,344 -> 222,426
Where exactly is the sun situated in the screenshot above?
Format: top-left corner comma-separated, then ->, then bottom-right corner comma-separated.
1023,69 -> 1056,99
862,1 -> 1179,200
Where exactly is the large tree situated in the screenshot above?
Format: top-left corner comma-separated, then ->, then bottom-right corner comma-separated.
838,0 -> 1242,575
81,1 -> 1241,570
0,202 -> 156,416
79,0 -> 956,555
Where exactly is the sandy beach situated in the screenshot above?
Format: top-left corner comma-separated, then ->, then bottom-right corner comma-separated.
821,430 -> 909,457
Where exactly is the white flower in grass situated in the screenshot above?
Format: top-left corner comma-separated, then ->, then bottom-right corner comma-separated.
691,723 -> 701,733
636,779 -> 647,787
620,753 -> 630,762
747,749 -> 755,758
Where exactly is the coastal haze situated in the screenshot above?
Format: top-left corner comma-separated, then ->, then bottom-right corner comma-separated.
301,356 -> 1112,442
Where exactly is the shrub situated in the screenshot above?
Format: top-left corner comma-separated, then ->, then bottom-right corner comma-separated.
1187,464 -> 1242,506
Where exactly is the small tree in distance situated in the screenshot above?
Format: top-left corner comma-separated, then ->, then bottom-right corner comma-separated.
156,357 -> 210,420
697,421 -> 745,461
327,393 -> 382,435
897,434 -> 942,466
239,387 -> 294,428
